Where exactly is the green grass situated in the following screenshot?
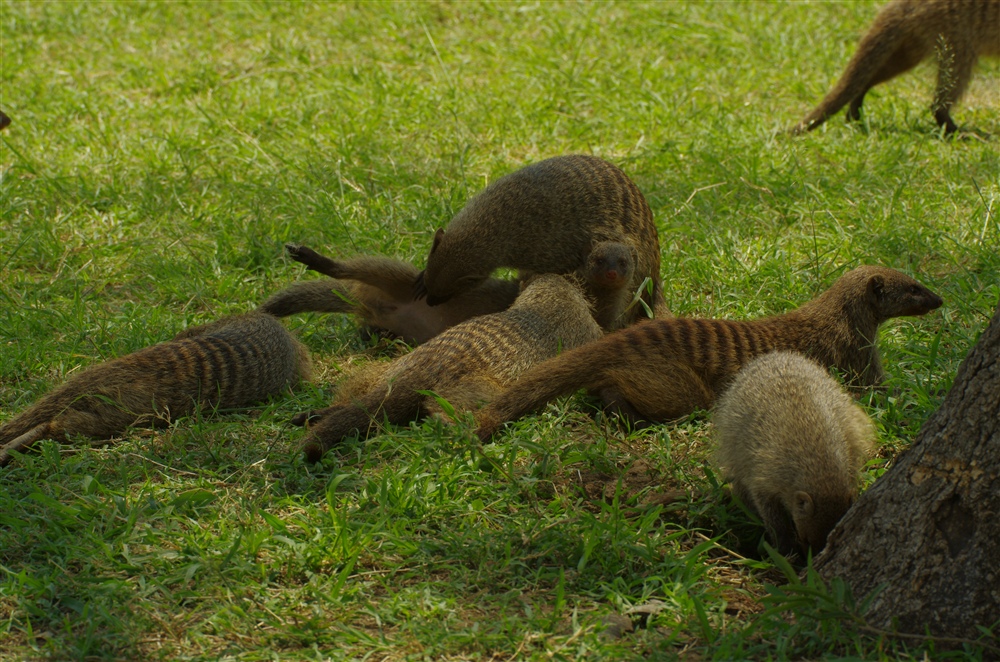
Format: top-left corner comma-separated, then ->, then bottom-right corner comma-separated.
2,1 -> 998,659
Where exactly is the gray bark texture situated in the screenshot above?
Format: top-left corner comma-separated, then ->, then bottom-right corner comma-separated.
815,300 -> 1000,640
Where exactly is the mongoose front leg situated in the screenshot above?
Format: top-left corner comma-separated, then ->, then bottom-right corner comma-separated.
932,42 -> 976,135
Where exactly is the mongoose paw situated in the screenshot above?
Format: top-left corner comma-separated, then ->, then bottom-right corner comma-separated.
290,410 -> 322,427
301,439 -> 326,463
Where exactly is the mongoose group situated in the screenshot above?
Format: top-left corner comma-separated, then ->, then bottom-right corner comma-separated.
1,118 -> 948,557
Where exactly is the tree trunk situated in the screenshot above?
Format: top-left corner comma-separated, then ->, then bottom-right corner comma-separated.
815,300 -> 1000,640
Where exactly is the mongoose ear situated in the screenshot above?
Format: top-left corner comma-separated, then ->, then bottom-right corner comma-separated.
793,491 -> 815,518
866,274 -> 885,302
431,228 -> 445,254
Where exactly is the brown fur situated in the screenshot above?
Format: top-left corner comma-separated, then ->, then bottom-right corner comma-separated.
475,265 -> 942,440
0,313 -> 311,466
792,0 -> 1000,134
0,110 -> 10,131
259,244 -> 520,345
295,274 -> 603,462
414,154 -> 668,331
714,351 -> 876,557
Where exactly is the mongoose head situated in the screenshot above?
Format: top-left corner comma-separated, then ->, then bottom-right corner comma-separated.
833,265 -> 943,322
416,228 -> 492,306
790,490 -> 854,555
586,241 -> 635,291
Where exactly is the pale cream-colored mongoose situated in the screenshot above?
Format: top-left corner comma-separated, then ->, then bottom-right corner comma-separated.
414,154 -> 668,331
792,0 -> 1000,134
713,351 -> 876,557
0,313 -> 312,466
475,265 -> 942,440
263,241 -> 638,341
259,244 -> 521,345
295,274 -> 604,462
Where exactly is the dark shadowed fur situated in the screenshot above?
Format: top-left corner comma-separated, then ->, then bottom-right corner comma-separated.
792,0 -> 1000,134
0,313 -> 311,466
259,244 -> 520,345
475,265 -> 942,440
0,111 -> 10,131
414,154 -> 668,330
296,274 -> 603,462
714,351 -> 876,557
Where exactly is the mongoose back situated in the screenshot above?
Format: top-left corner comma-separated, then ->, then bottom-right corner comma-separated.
414,154 -> 667,330
0,312 -> 312,466
713,351 -> 876,557
262,242 -> 638,341
475,265 -> 942,440
295,274 -> 603,462
791,0 -> 1000,134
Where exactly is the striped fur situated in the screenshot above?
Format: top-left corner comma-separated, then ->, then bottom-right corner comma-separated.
415,154 -> 668,331
476,265 -> 942,440
0,313 -> 311,466
296,274 -> 603,462
792,0 -> 1000,134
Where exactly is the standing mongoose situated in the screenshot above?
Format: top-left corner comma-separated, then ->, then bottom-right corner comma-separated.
475,265 -> 942,440
0,312 -> 312,466
413,154 -> 668,331
261,241 -> 638,342
713,351 -> 876,557
259,243 -> 521,345
791,0 -> 1000,134
294,274 -> 604,462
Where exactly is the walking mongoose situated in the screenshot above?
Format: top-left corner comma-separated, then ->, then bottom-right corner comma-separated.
791,0 -> 1000,134
294,274 -> 604,462
713,351 -> 876,557
0,312 -> 312,466
262,241 -> 638,342
475,265 -> 942,440
413,154 -> 668,331
259,243 -> 521,345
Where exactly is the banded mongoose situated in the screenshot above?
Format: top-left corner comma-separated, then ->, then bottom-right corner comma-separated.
295,274 -> 603,462
713,351 -> 876,557
791,0 -> 1000,134
259,244 -> 520,345
0,312 -> 311,466
475,265 -> 942,440
413,154 -> 668,331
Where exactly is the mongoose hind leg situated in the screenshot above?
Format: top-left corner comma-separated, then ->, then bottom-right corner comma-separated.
601,363 -> 714,424
847,42 -> 925,121
932,42 -> 977,134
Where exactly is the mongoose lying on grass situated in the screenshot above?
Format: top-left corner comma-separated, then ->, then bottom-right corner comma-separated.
0,313 -> 311,466
260,244 -> 520,345
414,154 -> 668,330
713,351 -> 876,557
475,265 -> 942,440
791,0 -> 1000,135
295,274 -> 603,462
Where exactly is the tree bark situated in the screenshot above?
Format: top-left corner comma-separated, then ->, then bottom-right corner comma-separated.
815,300 -> 1000,640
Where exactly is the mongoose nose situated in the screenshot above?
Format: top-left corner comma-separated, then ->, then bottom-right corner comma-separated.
606,270 -> 618,281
